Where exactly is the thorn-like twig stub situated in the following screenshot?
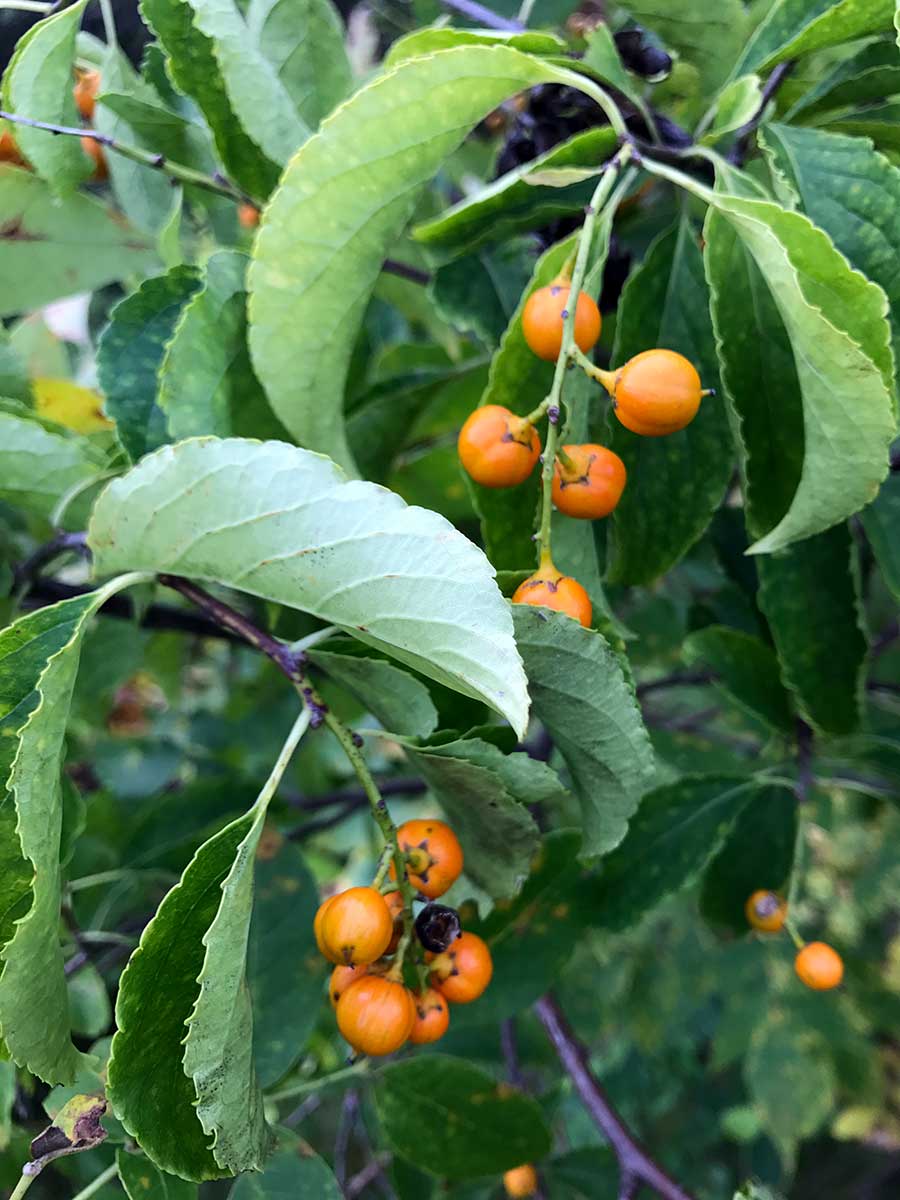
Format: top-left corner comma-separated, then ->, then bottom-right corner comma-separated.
547,405 -> 560,424
351,732 -> 364,749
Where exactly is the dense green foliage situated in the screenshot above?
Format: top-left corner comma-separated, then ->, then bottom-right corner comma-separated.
1,1 -> 899,1199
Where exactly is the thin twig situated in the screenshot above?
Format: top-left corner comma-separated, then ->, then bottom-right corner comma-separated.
795,719 -> 814,804
438,0 -> 524,32
334,1090 -> 359,1190
728,61 -> 796,165
535,994 -> 696,1200
345,1154 -> 394,1199
382,259 -> 431,286
501,1018 -> 526,1090
636,670 -> 712,698
286,798 -> 365,840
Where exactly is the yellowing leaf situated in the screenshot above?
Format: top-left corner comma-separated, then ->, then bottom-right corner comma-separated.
32,378 -> 112,433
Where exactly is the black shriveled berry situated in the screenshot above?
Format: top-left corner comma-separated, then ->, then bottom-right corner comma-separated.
614,28 -> 673,79
415,903 -> 462,953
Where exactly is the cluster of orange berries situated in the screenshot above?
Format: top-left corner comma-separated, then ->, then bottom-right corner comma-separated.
0,69 -> 106,179
457,276 -> 706,630
745,890 -> 844,991
314,820 -> 493,1056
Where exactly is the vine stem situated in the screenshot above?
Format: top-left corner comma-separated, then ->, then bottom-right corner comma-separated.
9,1173 -> 37,1200
535,145 -> 633,566
0,109 -> 248,202
267,1060 -> 371,1103
535,994 -> 696,1200
68,1164 -> 119,1200
0,0 -> 51,10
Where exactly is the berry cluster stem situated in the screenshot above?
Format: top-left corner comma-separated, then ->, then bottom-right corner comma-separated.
535,145 -> 633,566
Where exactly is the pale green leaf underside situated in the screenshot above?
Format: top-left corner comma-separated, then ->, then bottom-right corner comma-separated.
247,44 -> 614,474
384,26 -> 566,67
1,0 -> 91,191
704,75 -> 763,142
87,437 -> 529,734
0,575 -> 148,1084
0,413 -> 103,518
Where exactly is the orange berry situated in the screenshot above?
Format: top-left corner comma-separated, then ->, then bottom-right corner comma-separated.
504,1165 -> 538,1198
314,895 -> 338,961
795,942 -> 844,991
512,563 -> 592,628
329,963 -> 368,1008
384,889 -> 405,953
390,819 -> 464,900
81,135 -> 108,182
238,202 -> 260,229
457,405 -> 541,489
552,443 -> 626,519
320,886 -> 393,966
745,890 -> 787,933
429,931 -> 493,1004
73,69 -> 101,120
336,975 -> 416,1056
0,129 -> 25,166
611,349 -> 702,436
409,987 -> 450,1045
522,280 -> 601,362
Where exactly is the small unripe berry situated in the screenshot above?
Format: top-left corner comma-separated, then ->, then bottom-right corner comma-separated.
503,1164 -> 538,1198
795,942 -> 844,991
409,987 -> 450,1045
458,405 -> 541,489
522,280 -> 601,362
745,890 -> 787,933
552,443 -> 626,519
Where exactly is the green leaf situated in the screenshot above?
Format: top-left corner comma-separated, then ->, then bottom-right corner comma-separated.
97,266 -> 203,462
745,1016 -> 837,1164
683,625 -> 794,732
581,23 -> 645,103
159,251 -> 284,440
413,127 -> 618,260
374,1055 -> 552,1179
704,75 -> 764,142
513,607 -> 654,858
402,737 -> 548,900
139,0 -> 278,198
583,776 -> 759,931
0,166 -> 158,317
428,241 -> 533,347
0,1059 -> 14,1150
861,471 -> 900,601
761,123 -> 900,385
0,413 -> 103,519
117,1148 -> 198,1200
608,217 -> 731,585
819,99 -> 900,153
0,577 -> 147,1084
385,26 -> 565,66
247,835 -> 326,1088
467,235 -> 573,569
736,0 -> 894,74
67,963 -> 112,1038
757,524 -> 866,735
1,0 -> 91,191
228,1144 -> 341,1200
787,38 -> 900,120
700,784 -> 797,933
183,0 -> 310,165
697,170 -> 895,553
624,0 -> 748,89
306,643 -> 438,738
247,44 -> 613,474
87,437 -> 530,735
246,0 -> 353,129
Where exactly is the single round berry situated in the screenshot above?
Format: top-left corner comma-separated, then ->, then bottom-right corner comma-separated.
612,349 -> 702,436
73,69 -> 101,120
522,281 -> 601,362
415,903 -> 462,953
390,819 -> 464,900
429,931 -> 493,1004
795,942 -> 844,991
238,202 -> 260,229
329,963 -> 368,1009
409,987 -> 450,1045
336,975 -> 416,1056
745,890 -> 787,933
81,136 -> 108,182
552,443 -> 627,519
457,405 -> 541,489
320,886 -> 393,966
504,1165 -> 538,1198
512,564 -> 592,629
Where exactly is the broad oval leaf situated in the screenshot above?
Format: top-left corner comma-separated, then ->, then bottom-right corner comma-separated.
97,265 -> 203,463
786,38 -> 900,121
736,0 -> 894,74
0,166 -> 158,317
374,1055 -> 552,1179
608,217 -> 730,585
87,437 -> 529,735
1,0 -> 91,191
0,412 -> 103,520
757,524 -> 866,735
228,1143 -> 341,1200
683,625 -> 794,732
513,607 -> 654,858
861,471 -> 900,601
0,577 -> 147,1084
385,26 -> 566,67
306,640 -> 438,738
247,44 -> 613,474
139,0 -> 278,198
117,1148 -> 198,1200
624,0 -> 748,89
